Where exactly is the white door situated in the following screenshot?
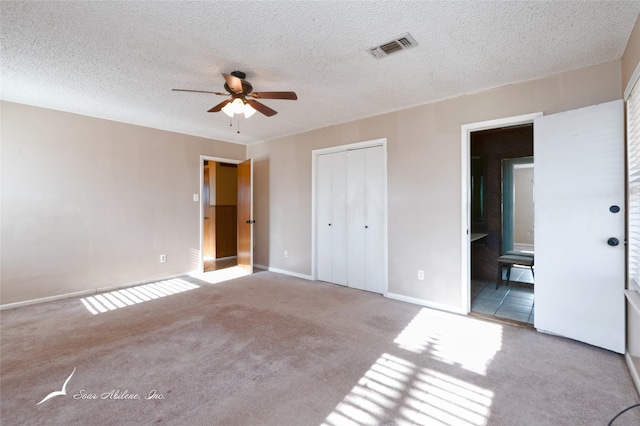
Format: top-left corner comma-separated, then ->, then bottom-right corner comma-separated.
535,99 -> 625,353
347,146 -> 385,293
317,152 -> 348,285
347,149 -> 366,290
363,146 -> 385,294
316,144 -> 386,294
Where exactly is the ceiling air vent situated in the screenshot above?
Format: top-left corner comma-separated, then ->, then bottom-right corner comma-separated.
368,33 -> 418,59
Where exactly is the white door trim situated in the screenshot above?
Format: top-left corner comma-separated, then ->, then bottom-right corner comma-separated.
198,155 -> 244,273
311,139 -> 388,295
460,113 -> 542,313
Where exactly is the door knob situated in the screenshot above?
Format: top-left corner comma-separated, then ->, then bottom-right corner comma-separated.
607,237 -> 619,246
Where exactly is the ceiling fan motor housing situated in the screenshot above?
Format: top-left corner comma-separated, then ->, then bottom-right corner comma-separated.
225,71 -> 252,96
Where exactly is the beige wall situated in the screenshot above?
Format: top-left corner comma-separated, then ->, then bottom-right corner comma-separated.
623,14 -> 640,92
0,101 -> 245,304
249,60 -> 622,311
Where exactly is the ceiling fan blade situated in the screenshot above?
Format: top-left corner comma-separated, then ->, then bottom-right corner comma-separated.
208,99 -> 232,113
250,91 -> 298,100
247,100 -> 277,117
223,73 -> 243,94
172,89 -> 227,95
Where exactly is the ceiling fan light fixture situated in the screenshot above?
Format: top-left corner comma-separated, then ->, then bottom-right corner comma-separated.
222,98 -> 256,118
222,98 -> 243,117
243,103 -> 256,118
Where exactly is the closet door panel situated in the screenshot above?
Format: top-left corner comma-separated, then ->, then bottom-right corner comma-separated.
347,149 -> 366,290
364,146 -> 385,294
316,154 -> 333,283
331,151 -> 348,286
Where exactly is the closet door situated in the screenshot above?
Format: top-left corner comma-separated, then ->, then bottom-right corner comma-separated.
347,149 -> 366,290
317,151 -> 348,285
364,145 -> 385,294
347,145 -> 385,293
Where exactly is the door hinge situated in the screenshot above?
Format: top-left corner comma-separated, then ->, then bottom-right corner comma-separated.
246,220 -> 256,224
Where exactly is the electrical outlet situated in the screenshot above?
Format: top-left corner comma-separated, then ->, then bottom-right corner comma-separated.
160,254 -> 166,263
284,250 -> 288,258
418,270 -> 424,280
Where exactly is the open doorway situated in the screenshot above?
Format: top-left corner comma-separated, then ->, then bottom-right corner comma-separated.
199,156 -> 253,277
468,124 -> 534,324
463,103 -> 624,351
203,160 -> 239,272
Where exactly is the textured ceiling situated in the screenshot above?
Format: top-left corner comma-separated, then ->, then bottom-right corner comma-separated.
1,1 -> 639,145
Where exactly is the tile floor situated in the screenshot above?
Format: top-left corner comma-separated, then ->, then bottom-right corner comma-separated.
471,266 -> 535,325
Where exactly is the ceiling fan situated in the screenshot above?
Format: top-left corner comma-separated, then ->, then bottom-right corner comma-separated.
172,71 -> 297,117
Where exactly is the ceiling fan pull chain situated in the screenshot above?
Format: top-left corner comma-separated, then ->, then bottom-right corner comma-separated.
237,115 -> 240,134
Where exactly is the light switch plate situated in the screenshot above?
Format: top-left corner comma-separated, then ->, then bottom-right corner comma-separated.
193,194 -> 199,202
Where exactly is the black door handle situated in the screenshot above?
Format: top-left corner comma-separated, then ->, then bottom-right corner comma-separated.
607,237 -> 619,246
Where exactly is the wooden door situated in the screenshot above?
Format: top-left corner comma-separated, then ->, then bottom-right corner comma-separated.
237,159 -> 253,273
534,99 -> 625,353
202,162 -> 214,259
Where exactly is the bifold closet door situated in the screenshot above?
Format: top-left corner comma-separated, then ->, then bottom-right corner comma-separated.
317,145 -> 385,293
363,146 -> 385,294
347,149 -> 366,290
317,151 -> 348,285
347,146 -> 385,293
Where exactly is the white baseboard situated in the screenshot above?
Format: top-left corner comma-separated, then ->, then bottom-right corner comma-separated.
0,273 -> 188,311
626,351 -> 640,397
264,266 -> 313,281
386,292 -> 465,315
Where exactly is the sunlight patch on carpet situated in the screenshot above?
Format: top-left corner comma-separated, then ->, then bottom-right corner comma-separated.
322,353 -> 493,426
402,369 -> 493,425
394,308 -> 503,375
80,279 -> 199,315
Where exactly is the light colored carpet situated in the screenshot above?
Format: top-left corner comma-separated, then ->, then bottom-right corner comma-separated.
1,271 -> 639,425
